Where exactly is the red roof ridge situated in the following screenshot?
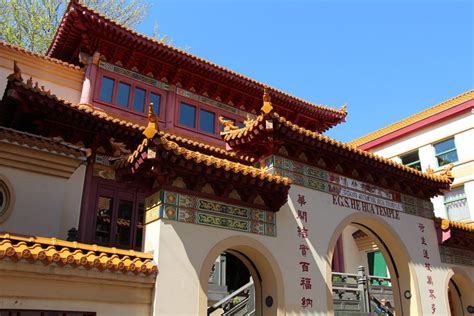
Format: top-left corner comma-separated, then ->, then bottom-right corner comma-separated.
48,1 -> 346,120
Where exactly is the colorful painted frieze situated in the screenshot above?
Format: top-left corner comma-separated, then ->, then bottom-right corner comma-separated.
265,155 -> 434,218
144,190 -> 276,236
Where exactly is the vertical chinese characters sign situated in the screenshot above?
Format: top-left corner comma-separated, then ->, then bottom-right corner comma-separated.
297,194 -> 313,309
418,223 -> 436,315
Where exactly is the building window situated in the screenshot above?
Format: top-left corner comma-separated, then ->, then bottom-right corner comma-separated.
179,102 -> 196,128
117,82 -> 131,107
444,186 -> 470,221
95,196 -> 113,244
400,150 -> 421,171
150,92 -> 161,115
434,138 -> 458,167
0,177 -> 13,224
135,203 -> 144,249
96,74 -> 162,116
133,87 -> 146,112
93,186 -> 144,250
177,100 -> 245,137
199,109 -> 216,134
99,77 -> 114,103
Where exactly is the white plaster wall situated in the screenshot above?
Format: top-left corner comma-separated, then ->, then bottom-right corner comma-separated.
0,53 -> 83,103
0,260 -> 154,316
341,226 -> 365,274
148,184 -> 472,315
0,166 -> 84,239
372,111 -> 473,162
464,181 -> 474,221
371,110 -> 474,221
60,164 -> 86,238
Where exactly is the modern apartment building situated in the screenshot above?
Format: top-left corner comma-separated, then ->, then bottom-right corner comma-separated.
351,91 -> 474,223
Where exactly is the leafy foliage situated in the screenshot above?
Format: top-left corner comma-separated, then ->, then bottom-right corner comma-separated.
0,0 -> 154,53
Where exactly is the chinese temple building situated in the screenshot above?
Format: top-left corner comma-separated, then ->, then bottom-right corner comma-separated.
0,1 -> 473,315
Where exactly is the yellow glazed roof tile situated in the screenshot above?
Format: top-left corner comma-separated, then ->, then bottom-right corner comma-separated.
6,70 -> 253,162
0,232 -> 157,276
349,90 -> 474,147
133,137 -> 290,186
437,218 -> 474,232
275,112 -> 452,184
124,126 -> 291,186
0,126 -> 87,159
222,102 -> 452,185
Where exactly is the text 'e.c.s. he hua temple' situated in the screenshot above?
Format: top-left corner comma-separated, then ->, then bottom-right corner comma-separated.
0,1 -> 473,315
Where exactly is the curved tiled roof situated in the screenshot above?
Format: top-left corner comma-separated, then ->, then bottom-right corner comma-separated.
48,1 -> 346,124
222,108 -> 452,185
0,232 -> 157,276
8,78 -> 144,132
5,70 -> 254,163
274,112 -> 451,184
161,132 -> 254,163
0,41 -> 81,71
125,136 -> 290,186
436,218 -> 474,232
349,90 -> 474,147
0,126 -> 87,159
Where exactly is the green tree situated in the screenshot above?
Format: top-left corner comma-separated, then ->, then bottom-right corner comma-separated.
0,0 -> 154,54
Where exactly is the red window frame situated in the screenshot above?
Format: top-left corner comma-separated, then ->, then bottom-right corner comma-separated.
90,178 -> 145,251
94,68 -> 166,120
175,94 -> 245,138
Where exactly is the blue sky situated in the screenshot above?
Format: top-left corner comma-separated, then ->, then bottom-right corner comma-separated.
137,0 -> 473,142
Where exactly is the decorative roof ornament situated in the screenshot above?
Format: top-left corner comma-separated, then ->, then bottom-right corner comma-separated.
339,103 -> 348,114
143,102 -> 159,139
243,114 -> 255,128
426,165 -> 434,175
218,116 -> 239,133
440,163 -> 454,180
110,138 -> 131,157
262,86 -> 273,114
7,61 -> 22,81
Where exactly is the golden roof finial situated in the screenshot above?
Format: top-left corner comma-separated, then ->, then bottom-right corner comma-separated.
7,61 -> 23,81
148,102 -> 157,123
339,103 -> 348,113
262,86 -> 273,114
143,102 -> 159,139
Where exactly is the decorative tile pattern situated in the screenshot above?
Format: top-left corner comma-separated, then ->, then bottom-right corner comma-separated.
99,61 -> 171,90
439,245 -> 474,267
265,155 -> 435,218
177,87 -> 253,118
144,191 -> 276,236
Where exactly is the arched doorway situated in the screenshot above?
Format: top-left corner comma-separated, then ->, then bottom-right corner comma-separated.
199,237 -> 285,316
326,213 -> 418,316
207,251 -> 256,315
446,270 -> 474,316
330,224 -> 396,315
